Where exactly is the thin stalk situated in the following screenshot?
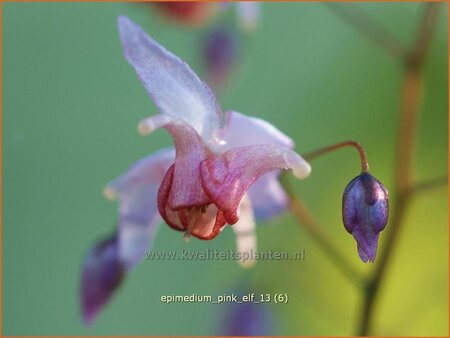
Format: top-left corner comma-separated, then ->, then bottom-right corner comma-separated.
325,3 -> 408,61
302,140 -> 370,173
358,4 -> 441,335
413,175 -> 448,193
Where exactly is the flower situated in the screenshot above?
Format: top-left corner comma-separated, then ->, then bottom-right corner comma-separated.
119,15 -> 310,241
80,16 -> 310,324
342,172 -> 389,262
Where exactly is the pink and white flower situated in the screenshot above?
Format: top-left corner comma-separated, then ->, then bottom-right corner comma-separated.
80,16 -> 310,324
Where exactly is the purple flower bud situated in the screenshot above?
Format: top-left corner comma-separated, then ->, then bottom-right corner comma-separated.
219,299 -> 275,335
342,172 -> 389,263
203,27 -> 239,88
80,234 -> 124,325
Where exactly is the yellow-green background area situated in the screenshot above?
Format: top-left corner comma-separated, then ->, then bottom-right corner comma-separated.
2,2 -> 448,336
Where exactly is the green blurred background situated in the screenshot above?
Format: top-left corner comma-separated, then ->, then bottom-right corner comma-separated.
2,2 -> 448,336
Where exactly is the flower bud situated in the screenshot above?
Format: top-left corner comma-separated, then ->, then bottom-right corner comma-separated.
219,293 -> 275,335
203,27 -> 239,89
342,172 -> 389,263
80,234 -> 124,324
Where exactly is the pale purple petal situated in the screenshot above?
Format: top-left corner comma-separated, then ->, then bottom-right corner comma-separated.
247,172 -> 289,220
117,184 -> 161,268
80,234 -> 124,325
105,148 -> 175,268
105,147 -> 175,198
217,111 -> 294,151
200,144 -> 310,224
118,16 -> 222,140
215,111 -> 298,221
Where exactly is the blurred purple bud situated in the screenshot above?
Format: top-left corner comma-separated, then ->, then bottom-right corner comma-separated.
203,27 -> 239,88
342,172 -> 389,263
220,300 -> 275,336
80,234 -> 124,325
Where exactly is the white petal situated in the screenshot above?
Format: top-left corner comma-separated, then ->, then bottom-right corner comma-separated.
118,16 -> 222,141
233,195 -> 257,269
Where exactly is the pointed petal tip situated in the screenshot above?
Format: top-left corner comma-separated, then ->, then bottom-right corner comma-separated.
117,16 -> 134,39
116,15 -> 222,141
80,235 -> 125,326
82,309 -> 95,326
117,15 -> 127,25
359,256 -> 376,264
357,243 -> 377,263
117,15 -> 135,31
